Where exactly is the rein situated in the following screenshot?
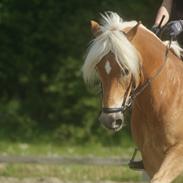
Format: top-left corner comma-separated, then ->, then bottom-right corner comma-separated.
102,38 -> 172,114
130,38 -> 172,100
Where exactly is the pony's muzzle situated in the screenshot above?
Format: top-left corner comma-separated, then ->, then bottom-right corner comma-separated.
99,112 -> 124,131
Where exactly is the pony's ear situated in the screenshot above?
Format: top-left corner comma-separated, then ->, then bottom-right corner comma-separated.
90,20 -> 101,37
126,21 -> 141,41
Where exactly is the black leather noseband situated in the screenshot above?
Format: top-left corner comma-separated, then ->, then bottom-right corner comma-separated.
103,107 -> 126,113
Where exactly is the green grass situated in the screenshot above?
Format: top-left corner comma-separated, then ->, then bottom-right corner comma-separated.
0,138 -> 183,182
0,140 -> 136,157
0,136 -> 144,182
0,163 -> 182,182
0,164 -> 142,182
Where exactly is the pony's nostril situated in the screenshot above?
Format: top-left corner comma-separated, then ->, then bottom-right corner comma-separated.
116,119 -> 123,126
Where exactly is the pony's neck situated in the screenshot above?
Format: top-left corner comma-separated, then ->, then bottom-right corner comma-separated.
131,25 -> 183,108
132,25 -> 167,82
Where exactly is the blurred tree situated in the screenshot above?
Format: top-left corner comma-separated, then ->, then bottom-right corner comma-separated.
0,0 -> 161,142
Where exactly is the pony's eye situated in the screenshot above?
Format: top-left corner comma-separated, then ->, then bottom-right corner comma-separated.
124,68 -> 129,75
122,68 -> 129,76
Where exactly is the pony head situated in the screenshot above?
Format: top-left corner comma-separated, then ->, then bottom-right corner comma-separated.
82,12 -> 141,131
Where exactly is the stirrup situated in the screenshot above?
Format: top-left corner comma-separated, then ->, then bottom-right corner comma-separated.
128,148 -> 144,171
128,160 -> 144,170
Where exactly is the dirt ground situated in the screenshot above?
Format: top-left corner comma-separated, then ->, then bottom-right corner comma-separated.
0,177 -> 139,183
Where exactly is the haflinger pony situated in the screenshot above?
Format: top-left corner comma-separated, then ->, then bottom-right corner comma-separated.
82,12 -> 183,183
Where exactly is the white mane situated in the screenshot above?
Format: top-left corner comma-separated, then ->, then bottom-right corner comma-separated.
82,12 -> 140,85
163,40 -> 183,58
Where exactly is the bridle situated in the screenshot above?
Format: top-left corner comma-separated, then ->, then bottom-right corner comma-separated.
102,38 -> 172,114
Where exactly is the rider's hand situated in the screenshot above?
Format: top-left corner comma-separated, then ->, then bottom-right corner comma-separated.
151,25 -> 161,36
161,20 -> 183,39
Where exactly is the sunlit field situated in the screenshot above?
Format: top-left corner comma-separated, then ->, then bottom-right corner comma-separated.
0,164 -> 142,182
0,141 -> 182,182
0,141 -> 144,182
